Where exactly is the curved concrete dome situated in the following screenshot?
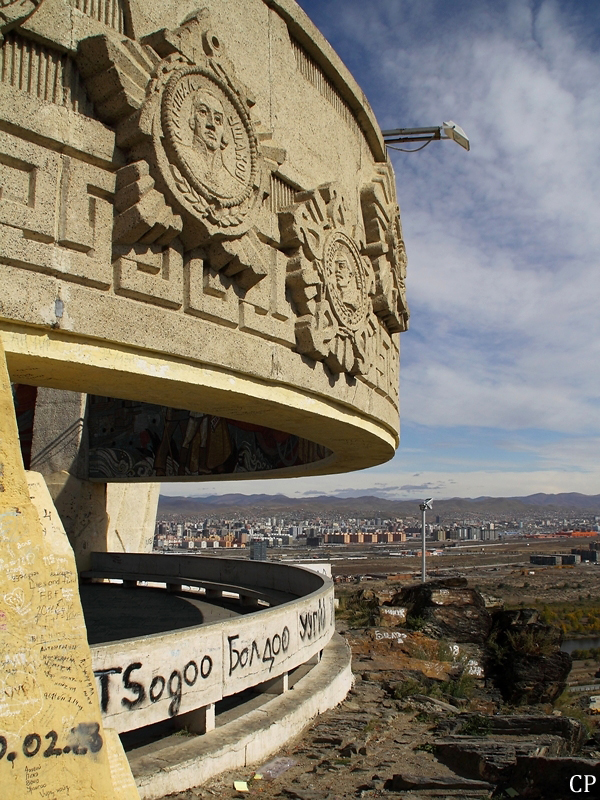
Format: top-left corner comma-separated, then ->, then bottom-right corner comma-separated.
0,0 -> 408,478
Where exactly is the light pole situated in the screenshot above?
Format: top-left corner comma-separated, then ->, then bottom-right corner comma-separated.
419,498 -> 433,583
382,122 -> 470,152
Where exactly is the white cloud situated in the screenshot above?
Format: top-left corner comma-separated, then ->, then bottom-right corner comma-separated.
369,0 -> 600,434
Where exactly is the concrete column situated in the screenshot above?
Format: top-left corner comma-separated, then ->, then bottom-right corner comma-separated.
0,341 -> 139,798
105,482 -> 160,554
175,703 -> 216,734
257,671 -> 289,694
240,594 -> 260,608
26,389 -> 159,569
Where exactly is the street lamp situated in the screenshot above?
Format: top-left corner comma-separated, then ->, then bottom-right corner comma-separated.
382,121 -> 470,152
419,498 -> 433,583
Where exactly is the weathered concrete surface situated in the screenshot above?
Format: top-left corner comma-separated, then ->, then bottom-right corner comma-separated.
30,388 -> 87,477
0,338 -> 138,799
89,554 -> 335,733
105,483 -> 160,555
1,0 -> 406,479
28,387 -> 160,565
44,471 -> 110,570
129,633 -> 353,799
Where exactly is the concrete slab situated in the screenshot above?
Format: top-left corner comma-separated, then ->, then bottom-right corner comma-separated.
80,583 -> 246,645
128,633 -> 353,799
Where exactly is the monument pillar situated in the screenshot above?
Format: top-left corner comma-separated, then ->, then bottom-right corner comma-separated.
0,338 -> 139,798
23,388 -> 159,570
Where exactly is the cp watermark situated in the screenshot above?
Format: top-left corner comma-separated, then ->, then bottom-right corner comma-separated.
570,775 -> 597,794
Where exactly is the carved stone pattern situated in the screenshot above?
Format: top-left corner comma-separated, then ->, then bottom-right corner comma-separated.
291,36 -> 375,161
279,183 -> 376,377
269,173 -> 296,214
71,0 -> 125,33
322,231 -> 369,331
360,167 -> 409,334
77,10 -> 278,292
0,0 -> 42,28
164,69 -> 257,205
0,33 -> 93,116
0,135 -> 114,289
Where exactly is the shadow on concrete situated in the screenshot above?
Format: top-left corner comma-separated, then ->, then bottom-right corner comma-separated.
81,582 -> 254,644
81,583 -> 205,644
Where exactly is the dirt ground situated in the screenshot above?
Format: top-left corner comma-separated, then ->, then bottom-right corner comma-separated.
156,545 -> 600,799
328,537 -> 600,610
159,662 -> 484,800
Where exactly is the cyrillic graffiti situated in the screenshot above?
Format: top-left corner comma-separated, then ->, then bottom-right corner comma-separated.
228,626 -> 290,675
299,598 -> 327,641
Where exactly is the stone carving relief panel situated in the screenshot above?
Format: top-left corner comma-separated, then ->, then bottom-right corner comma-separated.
0,6 -> 407,409
113,240 -> 183,309
72,8 -> 298,350
77,9 -> 283,251
279,183 -> 378,376
360,164 -> 409,334
0,131 -> 114,289
0,0 -> 44,32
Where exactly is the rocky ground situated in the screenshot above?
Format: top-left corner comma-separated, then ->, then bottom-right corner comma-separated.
159,578 -> 600,800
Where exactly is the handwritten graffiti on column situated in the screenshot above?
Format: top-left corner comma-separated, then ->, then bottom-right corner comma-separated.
228,626 -> 290,675
94,655 -> 213,717
0,722 -> 103,768
299,597 -> 327,641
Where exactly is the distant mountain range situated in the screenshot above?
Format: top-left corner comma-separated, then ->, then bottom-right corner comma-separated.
157,492 -> 600,518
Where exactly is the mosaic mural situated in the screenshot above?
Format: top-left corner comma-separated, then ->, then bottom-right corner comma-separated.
87,396 -> 332,480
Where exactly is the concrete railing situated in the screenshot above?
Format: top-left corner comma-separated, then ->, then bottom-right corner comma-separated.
86,554 -> 335,734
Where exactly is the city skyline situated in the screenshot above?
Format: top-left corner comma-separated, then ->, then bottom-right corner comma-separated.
162,0 -> 600,501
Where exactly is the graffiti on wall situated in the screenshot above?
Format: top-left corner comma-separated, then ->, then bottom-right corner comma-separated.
93,654 -> 214,718
299,598 -> 327,642
227,626 -> 290,676
87,397 -> 332,479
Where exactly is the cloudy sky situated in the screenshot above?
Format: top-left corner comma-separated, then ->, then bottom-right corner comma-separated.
162,0 -> 600,501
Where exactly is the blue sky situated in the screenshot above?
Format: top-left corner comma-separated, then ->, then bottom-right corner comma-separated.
161,0 -> 600,500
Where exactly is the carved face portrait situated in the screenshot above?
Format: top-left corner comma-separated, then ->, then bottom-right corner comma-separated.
334,253 -> 359,311
189,90 -> 228,154
322,232 -> 369,331
162,66 -> 259,227
176,84 -> 245,198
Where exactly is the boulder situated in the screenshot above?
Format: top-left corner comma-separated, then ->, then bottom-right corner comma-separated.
435,736 -> 567,783
435,739 -> 518,782
392,578 -> 492,643
486,715 -> 585,753
389,773 -> 493,791
486,610 -> 571,704
499,755 -> 600,798
436,713 -> 585,753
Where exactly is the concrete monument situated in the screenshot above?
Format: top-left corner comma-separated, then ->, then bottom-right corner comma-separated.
0,0 -> 409,793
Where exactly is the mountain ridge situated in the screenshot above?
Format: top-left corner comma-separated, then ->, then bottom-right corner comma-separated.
157,492 -> 600,517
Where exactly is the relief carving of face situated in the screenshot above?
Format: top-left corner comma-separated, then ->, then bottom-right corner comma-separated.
189,90 -> 229,153
335,253 -> 359,311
